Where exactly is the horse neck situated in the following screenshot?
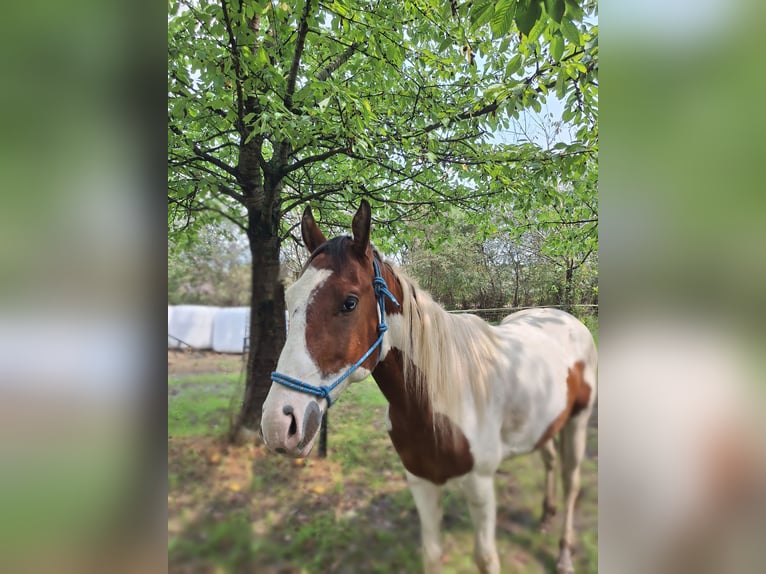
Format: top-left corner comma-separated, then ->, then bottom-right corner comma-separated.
372,264 -> 431,414
374,262 -> 492,426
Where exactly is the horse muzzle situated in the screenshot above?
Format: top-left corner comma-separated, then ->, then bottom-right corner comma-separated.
261,398 -> 322,458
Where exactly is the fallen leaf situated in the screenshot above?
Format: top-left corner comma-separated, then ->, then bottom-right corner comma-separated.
311,486 -> 326,494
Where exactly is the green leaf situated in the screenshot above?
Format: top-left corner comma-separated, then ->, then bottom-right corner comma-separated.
255,46 -> 269,67
491,0 -> 516,37
564,0 -> 585,21
470,0 -> 495,30
505,54 -> 522,77
555,70 -> 567,99
544,0 -> 566,23
515,0 -> 543,37
561,18 -> 581,45
437,36 -> 453,52
550,33 -> 564,61
318,97 -> 331,112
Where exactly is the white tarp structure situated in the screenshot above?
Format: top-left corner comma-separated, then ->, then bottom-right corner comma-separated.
212,307 -> 250,353
168,305 -> 219,349
168,306 -> 289,352
167,306 -> 174,347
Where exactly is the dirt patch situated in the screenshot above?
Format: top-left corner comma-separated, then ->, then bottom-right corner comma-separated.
168,349 -> 244,376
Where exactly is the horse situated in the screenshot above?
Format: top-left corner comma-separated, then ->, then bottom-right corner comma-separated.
260,200 -> 598,574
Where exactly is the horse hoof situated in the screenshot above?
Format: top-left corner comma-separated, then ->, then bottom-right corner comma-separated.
539,516 -> 555,533
556,549 -> 575,574
538,509 -> 556,533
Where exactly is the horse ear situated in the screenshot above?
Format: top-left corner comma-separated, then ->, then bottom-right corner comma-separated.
301,205 -> 327,254
351,199 -> 371,256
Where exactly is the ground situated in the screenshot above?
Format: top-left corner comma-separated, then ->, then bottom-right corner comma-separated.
168,349 -> 598,573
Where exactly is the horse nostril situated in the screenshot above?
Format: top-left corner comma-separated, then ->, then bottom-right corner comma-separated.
282,405 -> 298,437
275,447 -> 286,454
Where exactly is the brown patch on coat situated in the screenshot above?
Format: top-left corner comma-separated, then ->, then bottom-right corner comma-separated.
705,424 -> 762,512
534,361 -> 591,449
373,349 -> 474,485
659,425 -> 764,573
303,244 -> 403,377
304,249 -> 380,377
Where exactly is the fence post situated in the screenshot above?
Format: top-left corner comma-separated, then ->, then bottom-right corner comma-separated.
318,411 -> 328,457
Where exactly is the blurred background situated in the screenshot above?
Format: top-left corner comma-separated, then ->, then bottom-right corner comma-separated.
0,0 -> 764,572
0,1 -> 165,573
600,0 -> 766,571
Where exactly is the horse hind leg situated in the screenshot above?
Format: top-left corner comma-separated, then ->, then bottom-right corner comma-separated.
539,438 -> 558,533
556,410 -> 591,574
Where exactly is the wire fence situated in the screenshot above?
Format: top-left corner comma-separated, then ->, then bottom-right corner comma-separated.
447,304 -> 598,324
171,304 -> 599,354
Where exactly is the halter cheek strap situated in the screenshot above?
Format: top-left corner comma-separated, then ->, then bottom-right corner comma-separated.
270,258 -> 400,407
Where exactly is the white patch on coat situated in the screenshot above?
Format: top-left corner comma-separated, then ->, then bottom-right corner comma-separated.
262,267 -> 332,417
379,265 -> 597,469
383,404 -> 393,431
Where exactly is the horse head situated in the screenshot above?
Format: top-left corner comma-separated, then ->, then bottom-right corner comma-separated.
260,200 -> 396,457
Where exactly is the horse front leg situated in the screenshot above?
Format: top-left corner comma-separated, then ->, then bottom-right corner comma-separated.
406,471 -> 444,574
460,472 -> 500,574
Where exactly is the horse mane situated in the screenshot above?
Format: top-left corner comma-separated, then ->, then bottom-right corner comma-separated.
386,260 -> 497,428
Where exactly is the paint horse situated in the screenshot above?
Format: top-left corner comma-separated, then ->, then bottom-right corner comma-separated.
261,201 -> 597,574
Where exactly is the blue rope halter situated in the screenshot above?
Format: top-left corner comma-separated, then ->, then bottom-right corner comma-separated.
270,258 -> 400,407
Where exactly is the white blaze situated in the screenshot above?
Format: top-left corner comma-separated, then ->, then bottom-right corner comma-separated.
264,265 -> 372,413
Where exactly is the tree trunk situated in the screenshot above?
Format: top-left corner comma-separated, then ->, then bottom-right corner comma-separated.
230,186 -> 286,440
563,261 -> 575,313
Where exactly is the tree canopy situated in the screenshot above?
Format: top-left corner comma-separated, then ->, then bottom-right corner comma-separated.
169,0 -> 597,247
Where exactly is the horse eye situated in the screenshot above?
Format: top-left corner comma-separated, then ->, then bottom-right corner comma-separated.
342,296 -> 358,312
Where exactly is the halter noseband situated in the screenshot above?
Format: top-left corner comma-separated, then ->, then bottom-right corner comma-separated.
270,258 -> 400,407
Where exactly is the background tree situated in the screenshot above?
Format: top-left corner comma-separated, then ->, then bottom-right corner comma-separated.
169,224 -> 251,306
168,0 -> 598,439
400,207 -> 596,316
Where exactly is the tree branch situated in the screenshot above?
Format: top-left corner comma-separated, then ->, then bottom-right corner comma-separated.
280,182 -> 353,214
285,0 -> 313,110
402,48 -> 587,141
220,0 -> 245,132
315,42 -> 358,81
168,124 -> 237,178
217,183 -> 245,204
168,196 -> 247,233
193,145 -> 238,178
284,146 -> 349,174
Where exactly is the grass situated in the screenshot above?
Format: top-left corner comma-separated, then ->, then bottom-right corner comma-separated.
168,372 -> 242,437
578,313 -> 599,347
168,369 -> 598,573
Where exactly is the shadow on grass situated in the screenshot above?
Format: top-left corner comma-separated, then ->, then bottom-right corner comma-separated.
168,382 -> 597,573
169,459 -> 422,573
